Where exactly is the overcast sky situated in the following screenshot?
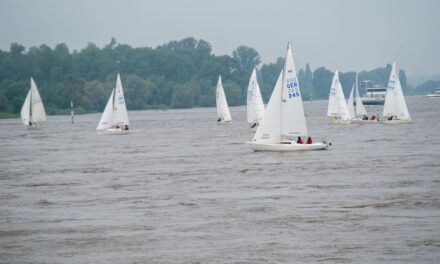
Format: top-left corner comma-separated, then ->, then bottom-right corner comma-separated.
1,0 -> 439,76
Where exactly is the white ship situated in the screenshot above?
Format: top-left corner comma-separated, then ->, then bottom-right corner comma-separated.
356,81 -> 386,105
424,88 -> 440,98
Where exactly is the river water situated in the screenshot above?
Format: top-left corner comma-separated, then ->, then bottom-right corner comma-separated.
1,96 -> 439,263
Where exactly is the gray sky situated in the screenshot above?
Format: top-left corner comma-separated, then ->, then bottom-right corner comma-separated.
1,0 -> 439,75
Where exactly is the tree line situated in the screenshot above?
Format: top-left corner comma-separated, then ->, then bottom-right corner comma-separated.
0,37 -> 418,116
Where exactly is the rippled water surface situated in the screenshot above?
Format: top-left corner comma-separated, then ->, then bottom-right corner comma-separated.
1,96 -> 439,263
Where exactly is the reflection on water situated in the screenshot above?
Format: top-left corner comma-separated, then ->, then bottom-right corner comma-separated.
1,96 -> 439,263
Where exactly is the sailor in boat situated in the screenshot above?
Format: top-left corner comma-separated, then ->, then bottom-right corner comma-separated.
370,114 -> 376,120
297,136 -> 303,144
251,122 -> 258,129
387,115 -> 397,121
306,137 -> 312,144
124,124 -> 129,130
217,117 -> 222,123
362,114 -> 368,120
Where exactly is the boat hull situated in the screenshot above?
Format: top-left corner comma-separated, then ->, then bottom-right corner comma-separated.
247,141 -> 329,152
351,118 -> 378,124
382,119 -> 413,125
330,118 -> 351,125
356,97 -> 385,105
96,128 -> 130,135
217,120 -> 232,125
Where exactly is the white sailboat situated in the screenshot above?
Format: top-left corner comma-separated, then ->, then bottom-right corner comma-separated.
348,72 -> 378,124
96,73 -> 131,134
20,77 -> 47,128
216,75 -> 232,124
246,68 -> 265,130
247,44 -> 328,152
382,62 -> 412,124
327,71 -> 351,124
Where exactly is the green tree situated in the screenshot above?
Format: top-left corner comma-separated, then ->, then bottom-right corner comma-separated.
260,57 -> 283,101
123,75 -> 153,109
312,67 -> 333,99
223,80 -> 242,106
171,83 -> 194,108
232,46 -> 261,73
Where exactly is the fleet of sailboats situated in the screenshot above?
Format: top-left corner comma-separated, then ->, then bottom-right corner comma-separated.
382,62 -> 412,124
246,68 -> 265,131
216,75 -> 232,124
20,77 -> 46,128
327,71 -> 351,124
247,44 -> 329,151
96,73 -> 131,134
16,54 -> 412,151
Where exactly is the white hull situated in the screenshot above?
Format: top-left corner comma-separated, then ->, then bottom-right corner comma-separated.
247,141 -> 329,152
26,124 -> 42,129
359,97 -> 384,105
217,120 -> 232,125
424,94 -> 440,98
382,119 -> 413,125
330,118 -> 351,125
351,118 -> 378,124
96,128 -> 130,135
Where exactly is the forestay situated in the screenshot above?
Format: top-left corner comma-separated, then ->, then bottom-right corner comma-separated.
97,89 -> 115,130
252,72 -> 283,143
20,89 -> 31,125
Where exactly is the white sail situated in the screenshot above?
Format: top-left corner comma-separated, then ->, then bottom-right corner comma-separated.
113,73 -> 129,126
30,78 -> 46,123
383,62 -> 410,119
253,71 -> 283,143
281,44 -> 308,138
20,88 -> 31,125
354,72 -> 367,116
327,71 -> 350,120
96,89 -> 115,130
246,69 -> 265,123
248,44 -> 328,151
216,75 -> 232,122
97,74 -> 130,131
347,85 -> 355,119
327,72 -> 338,117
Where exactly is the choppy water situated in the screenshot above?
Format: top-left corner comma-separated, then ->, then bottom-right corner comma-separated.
1,96 -> 439,263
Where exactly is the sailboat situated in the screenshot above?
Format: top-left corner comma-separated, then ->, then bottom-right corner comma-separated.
327,71 -> 351,124
246,68 -> 265,131
348,72 -> 377,124
247,44 -> 328,151
20,77 -> 47,128
216,75 -> 232,124
96,73 -> 131,134
382,62 -> 412,124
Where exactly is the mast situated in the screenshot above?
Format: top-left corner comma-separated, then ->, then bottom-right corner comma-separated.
70,101 -> 74,124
